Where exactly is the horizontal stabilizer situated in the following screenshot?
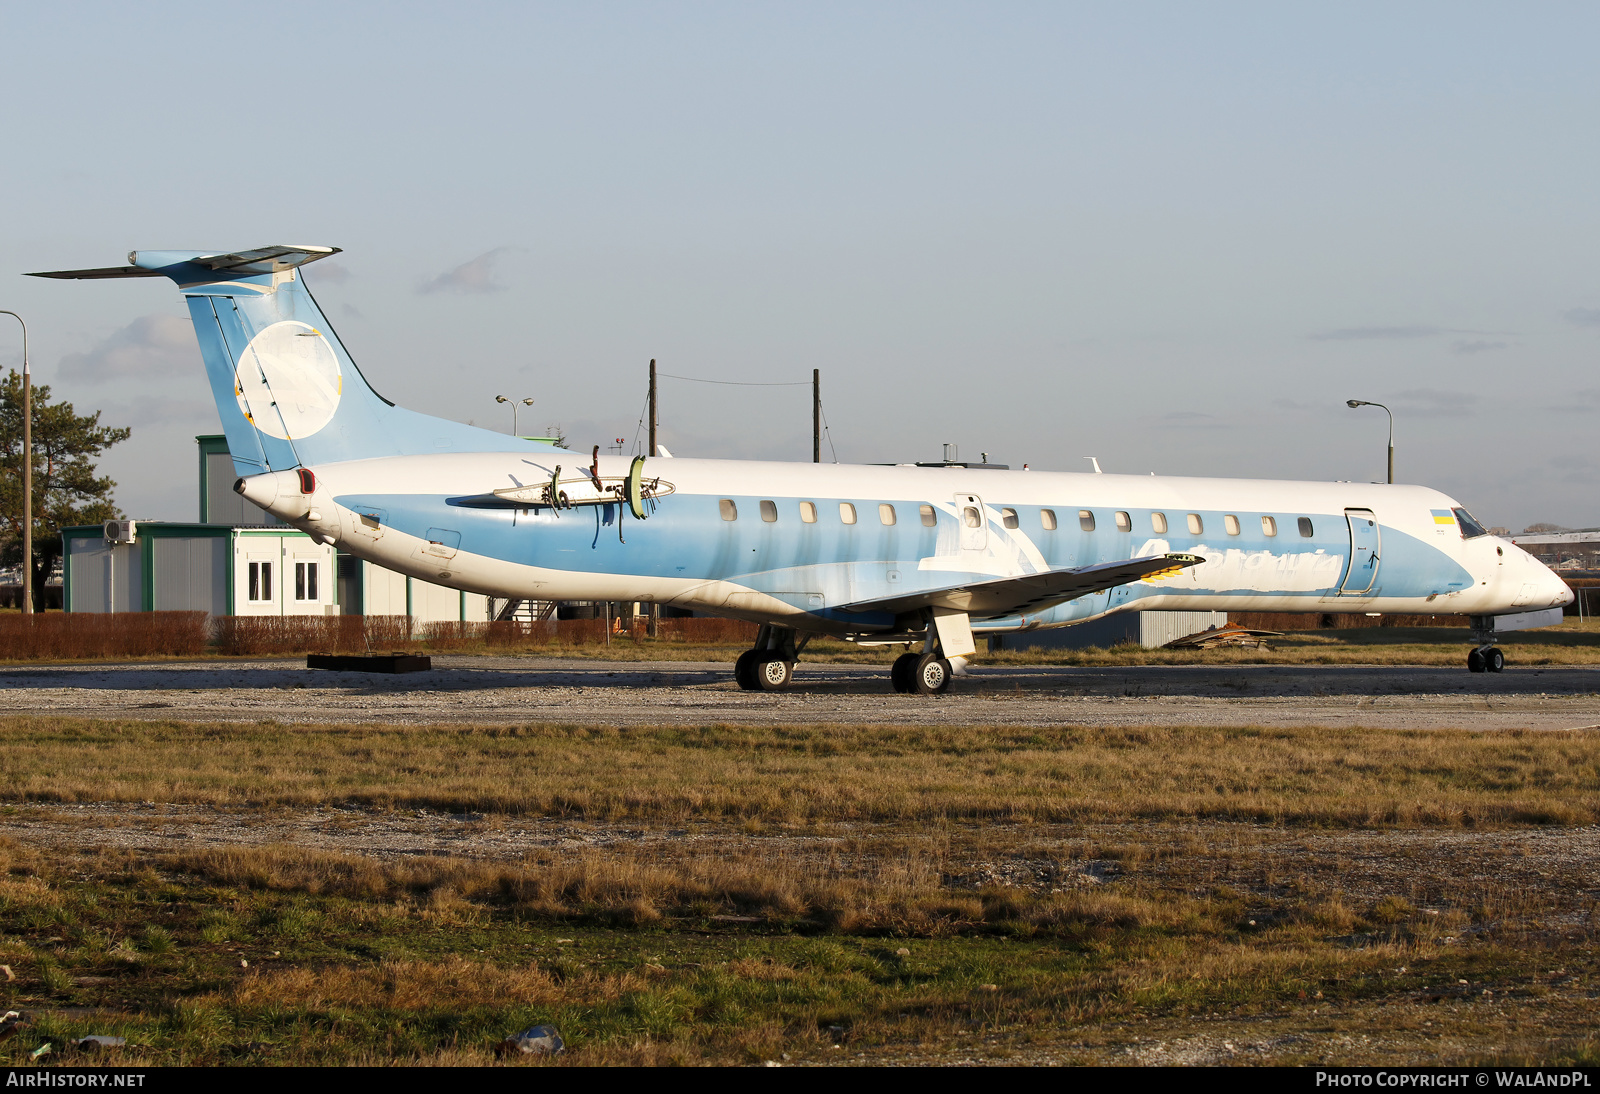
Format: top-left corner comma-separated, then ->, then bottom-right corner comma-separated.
27,265 -> 166,280
178,245 -> 342,275
837,553 -> 1206,620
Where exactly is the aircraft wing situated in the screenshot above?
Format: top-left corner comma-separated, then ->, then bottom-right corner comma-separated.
836,553 -> 1205,620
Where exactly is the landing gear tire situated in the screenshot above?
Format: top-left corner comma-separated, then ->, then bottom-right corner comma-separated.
755,653 -> 794,691
912,653 -> 953,695
1467,648 -> 1485,672
891,652 -> 919,693
1485,647 -> 1505,673
734,649 -> 761,690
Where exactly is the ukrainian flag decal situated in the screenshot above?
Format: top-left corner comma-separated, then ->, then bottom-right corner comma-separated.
1431,509 -> 1456,524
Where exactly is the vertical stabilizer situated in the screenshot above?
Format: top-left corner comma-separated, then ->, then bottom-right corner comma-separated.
32,246 -> 561,474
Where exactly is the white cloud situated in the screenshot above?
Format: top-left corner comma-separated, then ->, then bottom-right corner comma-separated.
420,248 -> 512,295
58,314 -> 198,381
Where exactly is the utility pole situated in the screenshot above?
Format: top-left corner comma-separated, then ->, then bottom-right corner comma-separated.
813,368 -> 821,463
1,312 -> 30,615
646,358 -> 659,638
648,359 -> 658,456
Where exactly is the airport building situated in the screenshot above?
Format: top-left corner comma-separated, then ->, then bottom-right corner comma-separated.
60,436 -> 490,621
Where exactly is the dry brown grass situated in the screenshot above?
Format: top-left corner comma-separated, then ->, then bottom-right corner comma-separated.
2,717 -> 1595,827
159,842 -> 1196,938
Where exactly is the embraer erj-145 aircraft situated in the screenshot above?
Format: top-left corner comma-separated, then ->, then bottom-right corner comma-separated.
33,245 -> 1573,692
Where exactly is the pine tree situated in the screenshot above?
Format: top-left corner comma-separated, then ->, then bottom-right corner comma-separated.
0,370 -> 131,610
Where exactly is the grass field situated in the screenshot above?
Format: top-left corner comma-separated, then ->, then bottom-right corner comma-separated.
2,716 -> 1599,1066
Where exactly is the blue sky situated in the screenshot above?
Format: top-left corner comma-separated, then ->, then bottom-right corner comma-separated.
3,2 -> 1598,530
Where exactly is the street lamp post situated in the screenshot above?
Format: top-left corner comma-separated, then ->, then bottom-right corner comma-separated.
1346,399 -> 1394,484
494,395 -> 534,437
0,312 -> 29,615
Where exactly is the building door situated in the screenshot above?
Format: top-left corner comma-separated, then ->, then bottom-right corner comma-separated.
1340,509 -> 1381,595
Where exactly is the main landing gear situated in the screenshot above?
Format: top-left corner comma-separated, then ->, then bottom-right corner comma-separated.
733,625 -> 810,691
891,649 -> 954,695
1466,615 -> 1505,673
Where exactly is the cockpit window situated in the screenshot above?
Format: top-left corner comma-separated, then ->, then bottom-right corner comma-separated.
1453,507 -> 1490,539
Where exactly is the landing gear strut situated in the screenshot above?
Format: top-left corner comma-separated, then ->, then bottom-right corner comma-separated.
1467,615 -> 1505,673
734,625 -> 808,691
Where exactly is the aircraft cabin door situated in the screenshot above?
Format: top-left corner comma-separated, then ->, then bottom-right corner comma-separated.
1339,509 -> 1381,595
954,494 -> 987,552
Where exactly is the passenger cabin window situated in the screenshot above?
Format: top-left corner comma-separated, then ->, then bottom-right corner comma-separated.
839,502 -> 857,525
1224,514 -> 1241,536
1261,516 -> 1278,537
1298,517 -> 1314,538
879,503 -> 896,526
962,506 -> 982,528
1115,511 -> 1131,532
719,499 -> 737,521
1041,509 -> 1057,531
799,501 -> 817,523
760,500 -> 778,523
1079,510 -> 1095,532
247,562 -> 273,602
1187,513 -> 1203,535
294,561 -> 319,602
1151,512 -> 1168,534
1453,507 -> 1489,539
919,504 -> 936,527
1001,508 -> 1019,529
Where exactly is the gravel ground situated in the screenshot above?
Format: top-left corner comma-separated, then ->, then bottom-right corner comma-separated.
1,656 -> 1598,729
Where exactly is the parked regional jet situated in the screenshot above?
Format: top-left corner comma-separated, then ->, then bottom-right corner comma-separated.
32,245 -> 1573,691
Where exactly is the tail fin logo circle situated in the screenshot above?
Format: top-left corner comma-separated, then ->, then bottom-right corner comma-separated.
234,320 -> 343,440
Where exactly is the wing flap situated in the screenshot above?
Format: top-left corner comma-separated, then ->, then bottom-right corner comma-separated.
836,553 -> 1205,620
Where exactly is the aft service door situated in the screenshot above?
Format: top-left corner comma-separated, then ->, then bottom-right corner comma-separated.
954,494 -> 987,552
1339,509 -> 1381,595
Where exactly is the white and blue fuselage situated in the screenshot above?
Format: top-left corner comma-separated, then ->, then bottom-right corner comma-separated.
31,244 -> 1571,683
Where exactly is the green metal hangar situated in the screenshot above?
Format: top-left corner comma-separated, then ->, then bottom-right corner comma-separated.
61,436 -> 490,622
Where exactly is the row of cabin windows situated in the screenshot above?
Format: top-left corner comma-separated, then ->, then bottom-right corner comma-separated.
719,500 -> 1317,539
722,499 -> 939,527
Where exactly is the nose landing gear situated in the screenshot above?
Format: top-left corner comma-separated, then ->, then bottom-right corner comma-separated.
1466,616 -> 1506,673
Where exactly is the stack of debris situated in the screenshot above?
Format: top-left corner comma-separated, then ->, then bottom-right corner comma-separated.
1162,623 -> 1283,650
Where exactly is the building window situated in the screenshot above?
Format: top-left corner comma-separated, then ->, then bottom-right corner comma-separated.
1262,516 -> 1278,537
839,502 -> 857,525
760,500 -> 778,523
1224,514 -> 1241,536
1115,511 -> 1131,532
919,504 -> 936,527
1187,513 -> 1204,535
1001,507 -> 1019,529
247,562 -> 273,602
879,503 -> 896,526
1151,512 -> 1168,534
800,501 -> 817,523
1298,517 -> 1314,538
1041,508 -> 1057,530
294,561 -> 318,602
1079,510 -> 1096,532
720,499 -> 737,521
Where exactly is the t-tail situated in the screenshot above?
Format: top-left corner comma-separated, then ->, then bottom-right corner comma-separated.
30,245 -> 559,475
